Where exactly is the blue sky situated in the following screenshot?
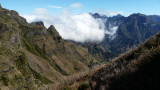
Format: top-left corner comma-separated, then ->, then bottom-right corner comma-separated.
1,0 -> 160,16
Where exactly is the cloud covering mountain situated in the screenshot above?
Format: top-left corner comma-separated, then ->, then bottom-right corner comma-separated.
22,8 -> 120,42
22,8 -> 106,42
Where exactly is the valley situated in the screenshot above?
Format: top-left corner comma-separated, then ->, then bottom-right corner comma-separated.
0,3 -> 160,90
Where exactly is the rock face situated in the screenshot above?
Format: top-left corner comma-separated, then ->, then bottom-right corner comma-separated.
31,21 -> 45,26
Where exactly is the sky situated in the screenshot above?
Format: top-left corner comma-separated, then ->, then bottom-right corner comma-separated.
1,0 -> 160,42
1,0 -> 160,15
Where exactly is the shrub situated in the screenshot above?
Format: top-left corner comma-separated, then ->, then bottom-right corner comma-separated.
1,75 -> 9,86
64,87 -> 71,90
78,83 -> 90,90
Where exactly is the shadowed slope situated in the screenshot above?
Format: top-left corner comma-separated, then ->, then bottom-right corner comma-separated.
89,32 -> 160,90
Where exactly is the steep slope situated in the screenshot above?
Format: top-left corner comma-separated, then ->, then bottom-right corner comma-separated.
0,7 -> 98,89
89,32 -> 160,90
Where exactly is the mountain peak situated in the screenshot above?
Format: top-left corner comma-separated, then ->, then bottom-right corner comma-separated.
109,14 -> 124,20
116,14 -> 123,17
49,25 -> 56,30
92,13 -> 101,18
47,25 -> 63,43
47,25 -> 60,37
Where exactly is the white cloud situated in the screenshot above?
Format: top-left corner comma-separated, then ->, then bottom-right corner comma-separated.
48,5 -> 63,9
106,25 -> 118,40
22,8 -> 105,42
105,25 -> 118,36
70,3 -> 82,8
95,9 -> 124,16
94,17 -> 118,40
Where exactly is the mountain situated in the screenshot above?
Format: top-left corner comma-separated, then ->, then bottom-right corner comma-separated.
89,32 -> 160,90
110,13 -> 160,53
0,7 -> 98,89
77,13 -> 160,62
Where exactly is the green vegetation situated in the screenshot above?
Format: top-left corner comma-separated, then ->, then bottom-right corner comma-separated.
54,64 -> 68,76
0,47 -> 12,56
78,83 -> 90,90
30,68 -> 53,84
15,53 -> 30,76
1,75 -> 9,86
64,87 -> 71,90
22,38 -> 47,59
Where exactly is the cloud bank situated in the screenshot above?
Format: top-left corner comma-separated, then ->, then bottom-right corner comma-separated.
22,8 -> 105,42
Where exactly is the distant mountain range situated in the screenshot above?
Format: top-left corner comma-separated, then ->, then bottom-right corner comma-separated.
75,13 -> 160,62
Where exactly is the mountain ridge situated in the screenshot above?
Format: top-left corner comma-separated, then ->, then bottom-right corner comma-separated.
0,7 -> 98,89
